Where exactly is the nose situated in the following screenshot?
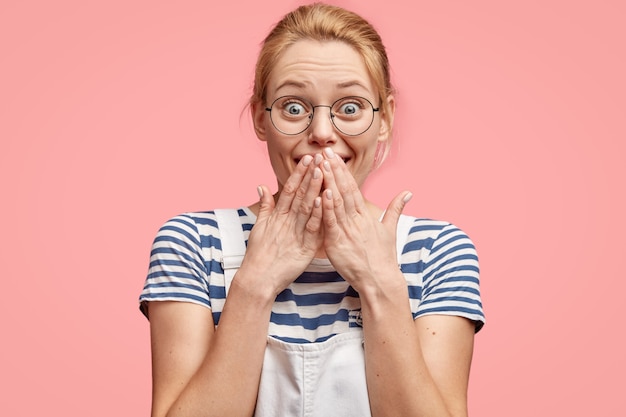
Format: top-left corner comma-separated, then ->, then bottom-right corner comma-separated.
307,105 -> 337,146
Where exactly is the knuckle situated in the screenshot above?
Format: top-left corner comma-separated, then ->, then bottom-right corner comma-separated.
298,202 -> 312,215
304,220 -> 319,234
282,182 -> 298,195
295,185 -> 307,201
341,182 -> 358,194
325,217 -> 338,229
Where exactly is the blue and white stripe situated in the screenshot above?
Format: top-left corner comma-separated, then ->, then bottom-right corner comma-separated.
139,207 -> 485,343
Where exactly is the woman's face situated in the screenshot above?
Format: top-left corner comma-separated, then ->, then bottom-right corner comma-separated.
252,39 -> 394,192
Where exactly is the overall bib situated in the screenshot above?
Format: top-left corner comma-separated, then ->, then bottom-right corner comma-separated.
215,209 -> 413,417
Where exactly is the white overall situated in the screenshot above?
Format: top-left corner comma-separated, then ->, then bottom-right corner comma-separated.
215,209 -> 413,417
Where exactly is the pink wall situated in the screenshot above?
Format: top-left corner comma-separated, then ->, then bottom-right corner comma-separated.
1,0 -> 624,415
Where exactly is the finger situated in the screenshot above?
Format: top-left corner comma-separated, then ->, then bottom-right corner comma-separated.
295,165 -> 324,231
274,155 -> 313,215
322,148 -> 361,216
302,196 -> 323,251
381,191 -> 413,229
255,184 -> 275,223
320,157 -> 348,225
289,156 -> 316,216
322,188 -> 341,242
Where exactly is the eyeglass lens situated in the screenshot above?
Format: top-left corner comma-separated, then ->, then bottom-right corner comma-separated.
267,96 -> 377,136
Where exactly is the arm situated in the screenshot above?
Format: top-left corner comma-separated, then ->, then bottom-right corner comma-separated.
148,301 -> 214,417
360,289 -> 475,417
320,151 -> 480,416
146,156 -> 325,417
148,277 -> 275,417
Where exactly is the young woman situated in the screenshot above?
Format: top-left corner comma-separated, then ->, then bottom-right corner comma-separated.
139,4 -> 485,416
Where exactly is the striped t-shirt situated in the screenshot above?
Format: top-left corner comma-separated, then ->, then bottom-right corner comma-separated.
139,207 -> 485,343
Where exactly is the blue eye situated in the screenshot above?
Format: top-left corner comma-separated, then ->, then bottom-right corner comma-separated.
340,103 -> 359,114
285,102 -> 305,115
334,98 -> 366,117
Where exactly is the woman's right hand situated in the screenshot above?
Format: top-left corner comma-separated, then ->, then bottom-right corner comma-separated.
238,154 -> 324,296
149,159 -> 324,416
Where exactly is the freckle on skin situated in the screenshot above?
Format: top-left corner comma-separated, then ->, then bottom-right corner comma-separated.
432,331 -> 436,335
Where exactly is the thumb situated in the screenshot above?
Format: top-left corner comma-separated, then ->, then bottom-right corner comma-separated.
381,191 -> 412,228
256,185 -> 275,221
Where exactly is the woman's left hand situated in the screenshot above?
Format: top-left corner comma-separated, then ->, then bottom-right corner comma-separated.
319,148 -> 412,293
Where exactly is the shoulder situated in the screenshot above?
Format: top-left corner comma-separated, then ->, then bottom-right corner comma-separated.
149,212 -> 216,252
154,208 -> 254,240
150,208 -> 257,259
399,216 -> 476,256
401,217 -> 484,331
158,211 -> 218,232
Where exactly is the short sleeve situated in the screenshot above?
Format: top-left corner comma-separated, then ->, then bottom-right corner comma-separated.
416,223 -> 485,332
138,214 -> 212,318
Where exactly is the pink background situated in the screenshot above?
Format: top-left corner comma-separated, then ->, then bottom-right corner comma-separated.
1,0 -> 624,415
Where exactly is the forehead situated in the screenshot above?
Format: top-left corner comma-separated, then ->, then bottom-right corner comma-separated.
268,39 -> 375,98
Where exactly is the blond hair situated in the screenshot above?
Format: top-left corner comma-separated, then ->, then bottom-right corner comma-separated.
251,3 -> 395,161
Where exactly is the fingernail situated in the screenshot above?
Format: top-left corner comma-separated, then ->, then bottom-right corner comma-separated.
313,167 -> 321,179
324,147 -> 334,158
403,192 -> 413,203
257,186 -> 264,198
326,189 -> 333,200
302,155 -> 313,166
314,153 -> 323,165
323,161 -> 331,172
314,196 -> 321,208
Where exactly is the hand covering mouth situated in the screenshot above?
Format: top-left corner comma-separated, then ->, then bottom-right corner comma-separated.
294,156 -> 350,164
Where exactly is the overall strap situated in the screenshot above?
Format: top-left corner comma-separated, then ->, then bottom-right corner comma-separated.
214,209 -> 246,297
396,214 -> 415,262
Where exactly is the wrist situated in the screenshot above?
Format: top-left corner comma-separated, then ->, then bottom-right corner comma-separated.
230,265 -> 278,306
357,268 -> 408,306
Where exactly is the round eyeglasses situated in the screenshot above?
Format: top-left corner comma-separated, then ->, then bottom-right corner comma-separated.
265,95 -> 380,136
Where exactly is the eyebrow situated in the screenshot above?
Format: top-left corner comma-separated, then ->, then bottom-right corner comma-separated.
335,80 -> 370,90
274,80 -> 310,93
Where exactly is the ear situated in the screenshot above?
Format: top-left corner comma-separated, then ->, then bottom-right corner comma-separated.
251,100 -> 268,142
377,94 -> 395,144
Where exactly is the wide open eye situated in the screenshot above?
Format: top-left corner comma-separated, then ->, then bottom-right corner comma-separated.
333,97 -> 367,118
285,102 -> 306,115
330,96 -> 377,136
339,102 -> 359,115
277,97 -> 311,120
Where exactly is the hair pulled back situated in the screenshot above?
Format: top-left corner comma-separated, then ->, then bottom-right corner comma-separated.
251,3 -> 394,121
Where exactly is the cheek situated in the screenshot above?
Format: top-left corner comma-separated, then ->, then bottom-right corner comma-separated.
351,136 -> 379,162
266,140 -> 292,163
348,140 -> 380,185
265,141 -> 293,184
